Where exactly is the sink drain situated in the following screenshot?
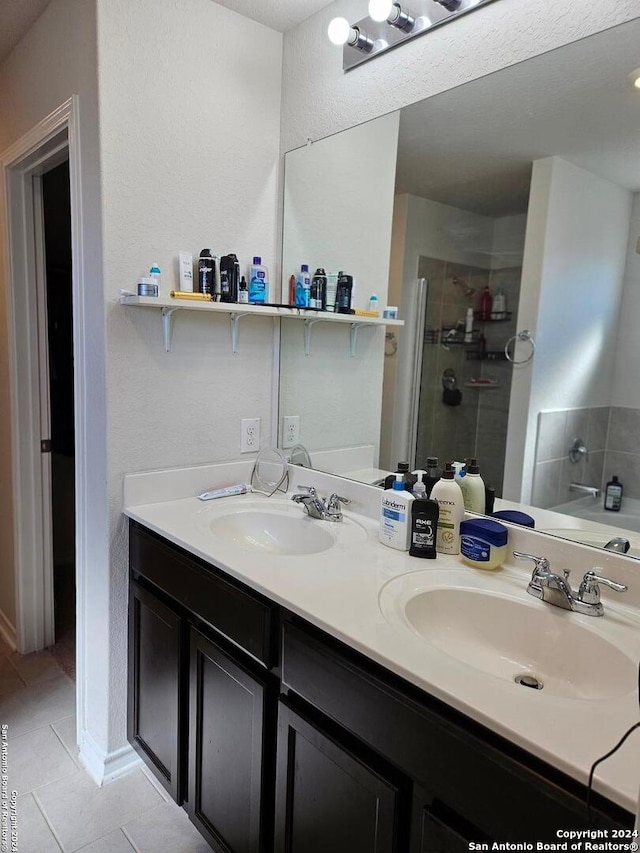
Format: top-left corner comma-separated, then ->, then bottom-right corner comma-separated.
515,674 -> 544,690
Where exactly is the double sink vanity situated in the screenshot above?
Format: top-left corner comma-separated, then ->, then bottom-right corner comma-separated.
124,461 -> 640,852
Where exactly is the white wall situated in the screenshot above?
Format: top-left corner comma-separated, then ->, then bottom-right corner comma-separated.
279,112 -> 400,457
611,193 -> 640,407
503,157 -> 631,503
0,0 -> 104,651
281,0 -> 640,154
96,0 -> 283,767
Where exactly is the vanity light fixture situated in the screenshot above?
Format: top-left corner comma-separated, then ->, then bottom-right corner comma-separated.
368,0 -> 417,33
330,0 -> 498,72
327,16 -> 375,51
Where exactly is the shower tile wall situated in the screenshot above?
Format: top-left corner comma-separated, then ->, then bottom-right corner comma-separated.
415,257 -> 521,494
603,407 -> 640,501
532,407 -> 608,508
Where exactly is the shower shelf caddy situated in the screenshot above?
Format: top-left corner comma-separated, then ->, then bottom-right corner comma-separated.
119,294 -> 403,355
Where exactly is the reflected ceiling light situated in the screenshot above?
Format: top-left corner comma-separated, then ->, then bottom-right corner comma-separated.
327,16 -> 375,51
434,0 -> 462,10
368,0 -> 416,33
628,68 -> 640,90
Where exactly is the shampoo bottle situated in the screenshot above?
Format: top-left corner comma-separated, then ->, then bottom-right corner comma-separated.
379,474 -> 414,551
409,472 -> 439,559
604,475 -> 623,511
249,256 -> 268,304
430,462 -> 465,555
461,458 -> 485,513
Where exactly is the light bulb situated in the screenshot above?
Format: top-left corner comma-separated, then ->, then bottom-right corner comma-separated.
327,17 -> 352,46
629,68 -> 640,89
368,0 -> 394,22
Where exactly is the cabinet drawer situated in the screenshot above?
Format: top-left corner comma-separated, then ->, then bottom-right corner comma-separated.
130,521 -> 276,668
281,621 -> 632,839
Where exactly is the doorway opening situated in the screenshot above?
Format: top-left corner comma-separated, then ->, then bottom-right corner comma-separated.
41,160 -> 76,678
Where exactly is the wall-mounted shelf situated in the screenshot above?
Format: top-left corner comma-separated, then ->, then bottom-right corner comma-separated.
119,295 -> 403,355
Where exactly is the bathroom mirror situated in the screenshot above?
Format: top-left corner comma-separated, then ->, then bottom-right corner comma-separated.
279,17 -> 640,556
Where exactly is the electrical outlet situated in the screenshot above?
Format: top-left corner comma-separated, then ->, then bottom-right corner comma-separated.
282,415 -> 300,449
240,417 -> 261,453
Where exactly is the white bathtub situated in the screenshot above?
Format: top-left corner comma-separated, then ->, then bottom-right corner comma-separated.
551,496 -> 640,535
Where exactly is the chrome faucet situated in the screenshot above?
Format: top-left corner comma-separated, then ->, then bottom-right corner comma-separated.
569,483 -> 601,498
513,552 -> 627,617
291,485 -> 350,522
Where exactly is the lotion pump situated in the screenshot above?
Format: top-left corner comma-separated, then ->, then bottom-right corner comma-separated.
430,462 -> 464,555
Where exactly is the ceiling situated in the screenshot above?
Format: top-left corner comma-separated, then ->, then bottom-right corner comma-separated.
395,20 -> 640,217
0,0 -> 52,65
213,0 -> 335,31
0,0 -> 334,66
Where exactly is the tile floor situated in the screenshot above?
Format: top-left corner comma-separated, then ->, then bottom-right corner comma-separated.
0,635 -> 211,852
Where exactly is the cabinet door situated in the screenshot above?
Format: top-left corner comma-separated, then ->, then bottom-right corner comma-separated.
128,578 -> 186,804
188,627 -> 272,853
275,701 -> 402,853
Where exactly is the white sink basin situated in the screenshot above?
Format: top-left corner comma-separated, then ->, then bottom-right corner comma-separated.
380,570 -> 637,701
197,499 -> 368,555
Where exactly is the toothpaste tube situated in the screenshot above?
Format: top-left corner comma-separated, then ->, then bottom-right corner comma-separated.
198,484 -> 250,501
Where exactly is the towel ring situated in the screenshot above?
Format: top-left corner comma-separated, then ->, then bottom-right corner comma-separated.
385,332 -> 398,356
505,330 -> 536,364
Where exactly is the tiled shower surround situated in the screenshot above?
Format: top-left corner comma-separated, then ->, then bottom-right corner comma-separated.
532,406 -> 640,507
415,256 -> 522,495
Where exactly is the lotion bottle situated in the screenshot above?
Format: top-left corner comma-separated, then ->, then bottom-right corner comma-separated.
461,458 -> 485,513
430,462 -> 464,555
379,474 -> 414,551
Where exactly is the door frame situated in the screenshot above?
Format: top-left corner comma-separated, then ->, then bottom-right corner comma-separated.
0,97 -> 87,668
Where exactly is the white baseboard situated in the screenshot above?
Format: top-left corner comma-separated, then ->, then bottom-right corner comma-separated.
0,608 -> 17,651
79,730 -> 142,786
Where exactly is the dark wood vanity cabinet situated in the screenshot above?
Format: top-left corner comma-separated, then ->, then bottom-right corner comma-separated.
127,521 -> 633,853
275,699 -> 406,852
128,577 -> 187,804
188,626 -> 275,853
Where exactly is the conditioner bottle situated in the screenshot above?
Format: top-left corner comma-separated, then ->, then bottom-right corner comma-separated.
430,462 -> 464,555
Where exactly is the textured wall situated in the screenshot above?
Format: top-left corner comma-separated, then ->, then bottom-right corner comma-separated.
96,0 -> 283,757
281,0 -> 640,154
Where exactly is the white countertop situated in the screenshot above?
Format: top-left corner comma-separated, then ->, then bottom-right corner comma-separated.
123,462 -> 640,816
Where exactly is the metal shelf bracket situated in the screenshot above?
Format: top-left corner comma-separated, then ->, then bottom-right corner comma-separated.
303,318 -> 322,356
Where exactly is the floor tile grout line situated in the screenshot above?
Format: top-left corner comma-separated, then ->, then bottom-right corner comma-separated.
120,825 -> 143,852
31,790 -> 67,853
3,709 -> 80,740
50,717 -> 83,767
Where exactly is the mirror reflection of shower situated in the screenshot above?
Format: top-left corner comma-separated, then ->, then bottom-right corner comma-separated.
414,250 -> 523,496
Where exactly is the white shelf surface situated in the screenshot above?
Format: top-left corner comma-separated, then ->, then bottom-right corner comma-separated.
120,294 -> 403,354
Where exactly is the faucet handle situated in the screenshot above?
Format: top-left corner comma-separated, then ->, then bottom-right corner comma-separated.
327,494 -> 350,514
578,570 -> 627,605
295,485 -> 317,497
513,551 -> 551,575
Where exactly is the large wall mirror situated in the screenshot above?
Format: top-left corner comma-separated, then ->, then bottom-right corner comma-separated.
279,18 -> 640,557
